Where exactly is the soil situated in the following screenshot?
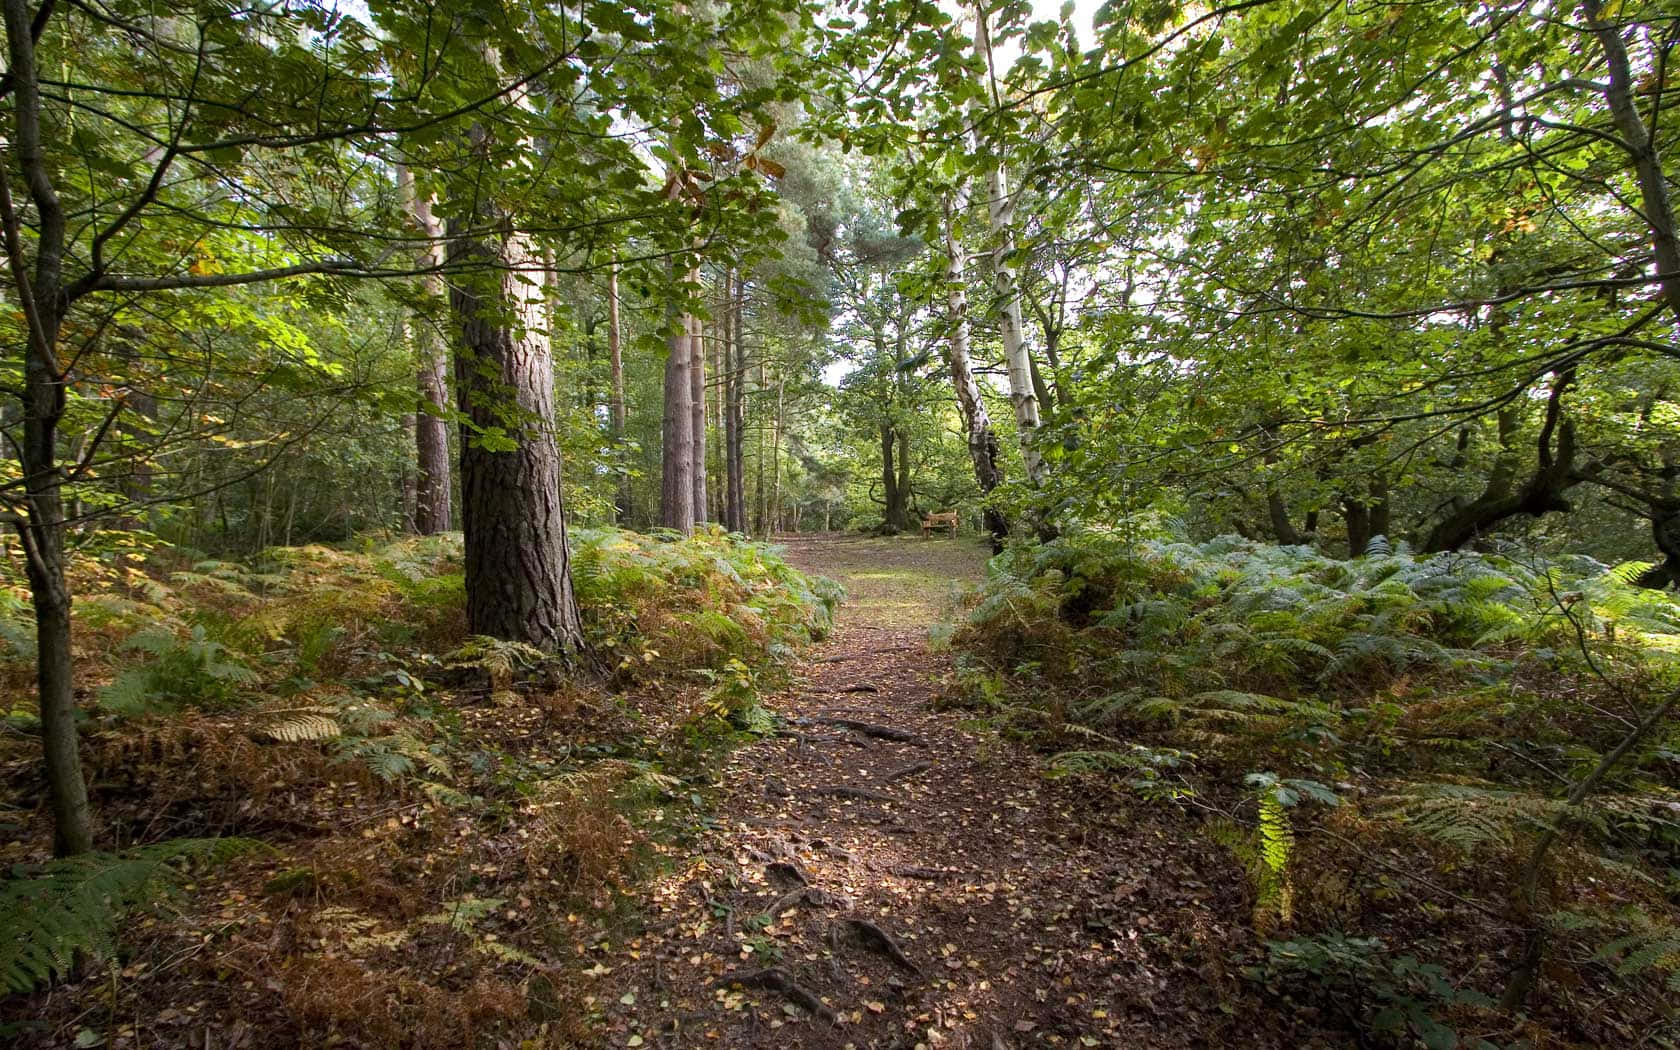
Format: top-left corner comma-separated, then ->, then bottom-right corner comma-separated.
597,535 -> 1344,1049
1,534 -> 1357,1049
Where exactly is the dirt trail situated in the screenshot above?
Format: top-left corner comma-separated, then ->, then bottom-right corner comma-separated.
605,535 -> 1311,1049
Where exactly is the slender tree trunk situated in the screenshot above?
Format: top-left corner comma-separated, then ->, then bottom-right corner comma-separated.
1369,472 -> 1391,541
1425,374 -> 1578,552
754,357 -> 767,535
399,165 -> 453,535
1500,685 -> 1680,1009
1585,0 -> 1680,330
661,262 -> 696,532
724,271 -> 747,533
972,9 -> 1046,490
284,480 -> 297,547
1343,499 -> 1372,559
607,261 -> 630,525
445,170 -> 582,651
112,337 -> 157,531
400,402 -> 418,531
690,311 -> 707,525
1268,490 -> 1305,546
771,375 -> 785,535
708,299 -> 723,523
940,191 -> 1007,545
722,272 -> 736,531
3,0 -> 93,855
260,470 -> 277,551
1027,352 -> 1054,424
897,429 -> 912,520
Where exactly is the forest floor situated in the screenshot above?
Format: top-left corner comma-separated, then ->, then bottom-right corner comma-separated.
603,535 -> 1341,1049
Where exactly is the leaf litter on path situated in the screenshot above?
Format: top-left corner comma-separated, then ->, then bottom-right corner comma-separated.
602,535 -> 1345,1049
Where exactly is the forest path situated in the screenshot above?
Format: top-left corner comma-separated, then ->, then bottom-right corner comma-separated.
605,535 -> 1273,1050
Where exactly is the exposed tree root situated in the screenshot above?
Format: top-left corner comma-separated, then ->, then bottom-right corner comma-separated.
766,860 -> 809,886
881,760 -> 931,782
807,716 -> 923,744
715,967 -> 836,1022
813,646 -> 911,664
884,864 -> 959,881
810,784 -> 896,802
778,728 -> 871,750
768,885 -> 845,916
839,917 -> 921,975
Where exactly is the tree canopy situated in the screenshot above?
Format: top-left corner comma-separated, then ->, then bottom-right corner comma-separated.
5,0 -> 1680,1044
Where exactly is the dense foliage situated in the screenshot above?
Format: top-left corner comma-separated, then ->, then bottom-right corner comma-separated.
951,530 -> 1680,1043
4,0 -> 1680,1043
0,527 -> 835,1034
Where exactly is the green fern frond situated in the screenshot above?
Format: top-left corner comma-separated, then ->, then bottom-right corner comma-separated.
1376,784 -> 1566,850
1599,920 -> 1680,990
1607,561 -> 1658,586
0,838 -> 262,994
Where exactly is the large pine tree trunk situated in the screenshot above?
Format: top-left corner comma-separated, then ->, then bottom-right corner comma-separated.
940,191 -> 1007,545
445,206 -> 582,651
661,263 -> 697,531
399,166 -> 453,535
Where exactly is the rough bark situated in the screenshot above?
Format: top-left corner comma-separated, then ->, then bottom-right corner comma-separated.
445,196 -> 582,652
1344,499 -> 1371,559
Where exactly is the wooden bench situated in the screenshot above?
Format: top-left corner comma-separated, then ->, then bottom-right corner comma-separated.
920,511 -> 959,537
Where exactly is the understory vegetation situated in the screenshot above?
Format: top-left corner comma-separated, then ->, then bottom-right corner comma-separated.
949,530 -> 1680,1048
0,529 -> 836,1045
7,0 -> 1680,1043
